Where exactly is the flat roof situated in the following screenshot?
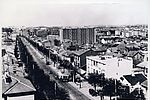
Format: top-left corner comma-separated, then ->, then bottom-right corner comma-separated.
86,55 -> 117,65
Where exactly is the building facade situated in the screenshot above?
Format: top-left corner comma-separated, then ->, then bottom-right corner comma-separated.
86,55 -> 133,79
72,49 -> 93,70
47,27 -> 63,42
62,27 -> 96,45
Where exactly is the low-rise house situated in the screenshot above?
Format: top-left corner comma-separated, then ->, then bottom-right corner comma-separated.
141,51 -> 148,62
91,47 -> 107,55
141,80 -> 148,100
141,80 -> 148,90
126,43 -> 140,51
127,51 -> 144,66
2,72 -> 36,100
139,42 -> 148,51
136,61 -> 148,76
106,42 -> 128,55
36,28 -> 48,37
61,51 -> 74,62
42,40 -> 51,48
122,73 -> 147,96
132,51 -> 148,76
72,49 -> 93,70
86,55 -> 133,79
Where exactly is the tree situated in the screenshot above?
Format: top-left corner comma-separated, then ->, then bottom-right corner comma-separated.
102,78 -> 125,100
117,85 -> 130,99
88,73 -> 101,91
88,73 -> 105,99
2,28 -> 5,32
98,73 -> 105,87
33,29 -> 37,36
60,60 -> 71,69
2,49 -> 6,57
50,54 -> 58,66
14,44 -> 19,58
8,28 -> 13,34
2,28 -> 13,39
54,39 -> 61,46
56,86 -> 70,100
103,78 -> 115,100
97,89 -> 104,100
129,88 -> 145,100
27,29 -> 31,36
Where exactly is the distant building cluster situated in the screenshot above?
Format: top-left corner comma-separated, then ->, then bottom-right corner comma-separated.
21,25 -> 148,47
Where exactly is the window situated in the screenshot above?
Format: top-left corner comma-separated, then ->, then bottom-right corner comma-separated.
94,61 -> 96,66
118,58 -> 122,61
92,61 -> 94,65
78,57 -> 80,60
93,69 -> 95,73
101,57 -> 105,60
96,70 -> 98,74
146,68 -> 148,73
96,62 -> 98,66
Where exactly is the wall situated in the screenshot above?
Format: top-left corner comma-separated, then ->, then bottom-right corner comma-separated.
86,56 -> 133,79
7,95 -> 34,100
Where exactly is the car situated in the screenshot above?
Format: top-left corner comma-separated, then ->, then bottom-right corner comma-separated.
46,61 -> 50,65
89,89 -> 98,96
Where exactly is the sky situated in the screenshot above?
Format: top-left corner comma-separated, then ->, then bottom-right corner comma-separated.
0,0 -> 149,27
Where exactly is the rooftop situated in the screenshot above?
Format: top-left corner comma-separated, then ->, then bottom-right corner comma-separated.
106,52 -> 123,58
72,49 -> 91,56
127,51 -> 142,57
61,51 -> 73,57
87,55 -> 116,64
136,61 -> 148,68
123,73 -> 147,86
91,47 -> 107,52
2,73 -> 36,97
126,42 -> 139,47
141,80 -> 148,89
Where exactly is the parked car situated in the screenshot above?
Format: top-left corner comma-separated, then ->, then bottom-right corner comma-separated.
89,89 -> 98,96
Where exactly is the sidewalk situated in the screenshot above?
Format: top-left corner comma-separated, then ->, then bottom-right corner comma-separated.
69,81 -> 110,100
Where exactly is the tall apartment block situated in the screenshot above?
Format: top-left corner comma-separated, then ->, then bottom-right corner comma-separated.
62,27 -> 96,45
47,27 -> 63,42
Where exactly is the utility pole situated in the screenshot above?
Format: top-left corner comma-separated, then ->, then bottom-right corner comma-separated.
54,82 -> 57,99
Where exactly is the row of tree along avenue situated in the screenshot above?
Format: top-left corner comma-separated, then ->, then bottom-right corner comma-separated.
15,36 -> 70,100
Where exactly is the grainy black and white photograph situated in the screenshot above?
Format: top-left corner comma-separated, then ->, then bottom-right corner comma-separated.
1,0 -> 149,100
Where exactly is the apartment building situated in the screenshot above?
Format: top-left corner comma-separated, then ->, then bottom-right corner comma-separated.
62,27 -> 96,45
86,55 -> 133,79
